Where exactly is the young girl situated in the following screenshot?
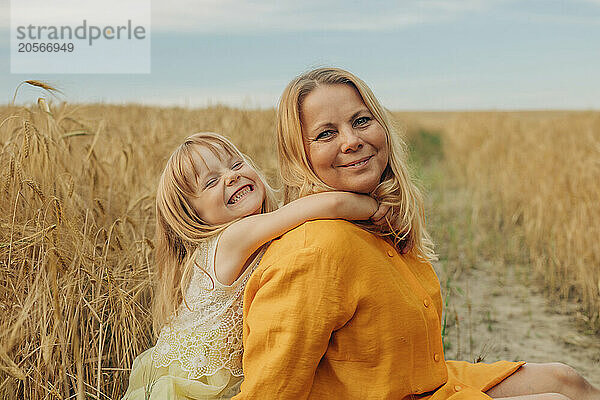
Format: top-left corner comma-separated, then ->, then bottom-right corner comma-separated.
121,132 -> 390,400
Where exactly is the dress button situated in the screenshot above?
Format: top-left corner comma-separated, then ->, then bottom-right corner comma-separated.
434,353 -> 440,362
387,250 -> 394,257
454,385 -> 462,392
423,298 -> 430,308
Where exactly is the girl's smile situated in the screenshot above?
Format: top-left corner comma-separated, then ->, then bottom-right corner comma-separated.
227,184 -> 255,205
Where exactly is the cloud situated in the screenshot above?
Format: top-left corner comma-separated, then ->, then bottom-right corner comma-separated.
3,0 -> 598,33
150,0 -> 508,33
503,12 -> 600,25
2,0 -> 150,29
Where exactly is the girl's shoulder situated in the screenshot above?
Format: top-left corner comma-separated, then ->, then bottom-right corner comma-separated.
193,230 -> 267,289
193,232 -> 222,272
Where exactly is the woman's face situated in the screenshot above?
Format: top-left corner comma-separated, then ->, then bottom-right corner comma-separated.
300,84 -> 389,193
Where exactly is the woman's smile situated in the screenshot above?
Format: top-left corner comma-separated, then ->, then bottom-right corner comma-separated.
337,155 -> 373,168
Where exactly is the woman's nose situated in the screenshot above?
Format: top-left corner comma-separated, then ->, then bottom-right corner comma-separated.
340,128 -> 363,153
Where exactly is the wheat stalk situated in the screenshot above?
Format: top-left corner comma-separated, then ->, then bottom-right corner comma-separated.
52,197 -> 63,225
22,121 -> 31,158
24,80 -> 59,92
12,80 -> 62,104
23,179 -> 45,202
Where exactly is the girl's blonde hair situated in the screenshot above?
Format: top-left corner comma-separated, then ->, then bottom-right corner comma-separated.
152,132 -> 278,337
277,67 -> 436,262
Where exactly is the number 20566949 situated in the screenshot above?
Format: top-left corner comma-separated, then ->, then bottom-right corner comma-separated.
18,42 -> 74,52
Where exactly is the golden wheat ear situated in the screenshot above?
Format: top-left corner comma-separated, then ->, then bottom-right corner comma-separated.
25,80 -> 61,92
37,98 -> 51,113
12,80 -> 63,104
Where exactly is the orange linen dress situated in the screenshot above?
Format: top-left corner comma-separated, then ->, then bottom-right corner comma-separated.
232,220 -> 524,400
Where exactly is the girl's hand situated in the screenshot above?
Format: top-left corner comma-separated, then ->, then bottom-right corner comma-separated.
370,203 -> 392,227
324,191 -> 378,221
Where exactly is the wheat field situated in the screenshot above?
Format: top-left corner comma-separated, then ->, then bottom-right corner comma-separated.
396,110 -> 600,327
0,93 -> 598,398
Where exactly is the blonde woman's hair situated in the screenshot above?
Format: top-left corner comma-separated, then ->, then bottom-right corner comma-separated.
277,67 -> 436,262
152,132 -> 278,337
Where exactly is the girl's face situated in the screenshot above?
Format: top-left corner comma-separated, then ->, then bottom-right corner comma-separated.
300,84 -> 389,193
187,145 -> 266,225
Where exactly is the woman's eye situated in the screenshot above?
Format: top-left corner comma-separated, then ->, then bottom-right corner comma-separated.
232,161 -> 243,170
316,130 -> 335,140
353,116 -> 371,127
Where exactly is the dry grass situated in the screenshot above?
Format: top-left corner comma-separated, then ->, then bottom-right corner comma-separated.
440,111 -> 600,331
397,110 -> 600,331
0,100 -> 597,399
0,101 -> 276,399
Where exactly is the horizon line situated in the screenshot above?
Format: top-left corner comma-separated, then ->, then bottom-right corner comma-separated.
1,100 -> 598,113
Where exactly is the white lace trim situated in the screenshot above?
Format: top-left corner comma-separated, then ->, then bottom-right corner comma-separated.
151,233 -> 266,378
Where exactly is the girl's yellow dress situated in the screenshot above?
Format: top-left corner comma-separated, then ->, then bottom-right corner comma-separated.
121,233 -> 267,400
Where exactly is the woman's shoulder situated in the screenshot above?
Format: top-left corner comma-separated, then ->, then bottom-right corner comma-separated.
262,219 -> 378,261
303,219 -> 370,240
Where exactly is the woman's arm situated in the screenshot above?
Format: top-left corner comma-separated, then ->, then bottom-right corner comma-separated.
215,192 -> 377,285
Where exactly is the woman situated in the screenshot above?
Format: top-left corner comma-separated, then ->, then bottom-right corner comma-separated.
232,68 -> 599,399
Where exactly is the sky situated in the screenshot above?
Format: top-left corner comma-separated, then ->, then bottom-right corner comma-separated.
1,0 -> 599,110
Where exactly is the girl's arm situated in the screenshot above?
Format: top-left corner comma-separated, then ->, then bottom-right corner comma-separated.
215,192 -> 377,285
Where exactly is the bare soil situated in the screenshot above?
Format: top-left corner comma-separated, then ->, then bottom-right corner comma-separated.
436,258 -> 600,387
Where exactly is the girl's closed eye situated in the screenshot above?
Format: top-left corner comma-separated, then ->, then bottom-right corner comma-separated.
205,177 -> 218,189
232,160 -> 244,170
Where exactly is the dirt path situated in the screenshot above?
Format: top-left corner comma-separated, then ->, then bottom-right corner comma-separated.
435,258 -> 600,387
